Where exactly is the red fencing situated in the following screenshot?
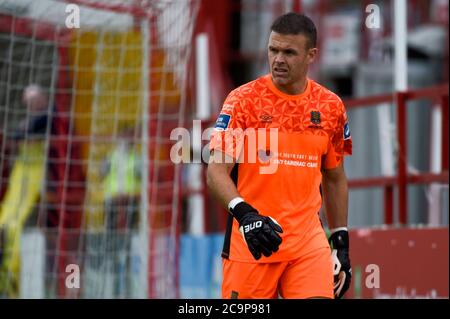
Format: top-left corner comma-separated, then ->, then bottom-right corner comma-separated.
345,84 -> 449,225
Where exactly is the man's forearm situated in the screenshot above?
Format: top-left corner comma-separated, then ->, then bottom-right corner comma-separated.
206,163 -> 241,210
322,167 -> 349,229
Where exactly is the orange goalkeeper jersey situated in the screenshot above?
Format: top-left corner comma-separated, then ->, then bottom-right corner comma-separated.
210,74 -> 352,263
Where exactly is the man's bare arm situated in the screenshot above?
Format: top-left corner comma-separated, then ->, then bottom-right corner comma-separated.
321,163 -> 348,229
322,162 -> 352,299
206,150 -> 240,209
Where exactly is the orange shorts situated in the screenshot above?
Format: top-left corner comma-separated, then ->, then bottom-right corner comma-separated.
222,246 -> 334,299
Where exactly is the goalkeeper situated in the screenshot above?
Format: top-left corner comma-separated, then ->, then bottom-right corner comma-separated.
207,13 -> 352,299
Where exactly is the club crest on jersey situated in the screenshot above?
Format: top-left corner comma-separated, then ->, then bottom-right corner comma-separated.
344,122 -> 351,140
310,111 -> 321,125
214,113 -> 231,131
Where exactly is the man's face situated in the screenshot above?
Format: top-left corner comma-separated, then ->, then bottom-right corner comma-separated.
268,31 -> 317,94
22,87 -> 48,113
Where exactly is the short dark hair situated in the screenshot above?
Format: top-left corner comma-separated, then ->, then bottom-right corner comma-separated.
270,12 -> 317,48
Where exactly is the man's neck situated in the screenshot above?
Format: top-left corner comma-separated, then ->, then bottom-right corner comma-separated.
274,77 -> 308,95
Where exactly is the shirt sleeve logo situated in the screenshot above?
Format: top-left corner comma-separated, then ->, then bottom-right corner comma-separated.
214,113 -> 231,131
344,122 -> 351,140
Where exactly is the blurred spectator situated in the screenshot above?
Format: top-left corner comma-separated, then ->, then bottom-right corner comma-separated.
98,126 -> 141,297
101,127 -> 141,231
0,84 -> 49,297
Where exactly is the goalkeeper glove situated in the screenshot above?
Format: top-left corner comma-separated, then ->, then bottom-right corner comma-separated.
329,229 -> 352,299
230,202 -> 283,260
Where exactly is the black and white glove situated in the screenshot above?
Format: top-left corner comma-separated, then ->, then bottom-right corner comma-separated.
329,230 -> 352,299
231,202 -> 283,260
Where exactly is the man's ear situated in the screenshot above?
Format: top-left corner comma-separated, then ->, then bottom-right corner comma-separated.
307,47 -> 318,64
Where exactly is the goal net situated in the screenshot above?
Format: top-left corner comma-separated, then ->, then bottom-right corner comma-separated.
0,0 -> 199,298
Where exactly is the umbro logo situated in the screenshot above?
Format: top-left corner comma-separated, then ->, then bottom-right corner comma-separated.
259,114 -> 273,123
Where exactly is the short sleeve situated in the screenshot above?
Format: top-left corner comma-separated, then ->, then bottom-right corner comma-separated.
209,90 -> 247,160
323,100 -> 353,169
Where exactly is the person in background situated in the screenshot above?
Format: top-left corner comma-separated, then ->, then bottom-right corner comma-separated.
0,84 -> 50,297
99,126 -> 141,298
